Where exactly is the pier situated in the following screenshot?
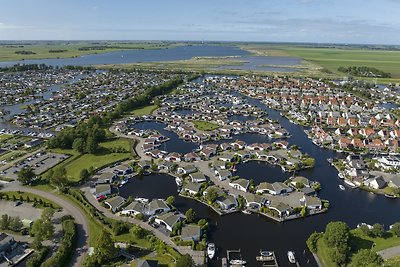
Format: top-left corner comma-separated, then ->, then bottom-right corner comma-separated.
256,251 -> 279,267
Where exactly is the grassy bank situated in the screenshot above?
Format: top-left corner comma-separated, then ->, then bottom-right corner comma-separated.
193,120 -> 220,131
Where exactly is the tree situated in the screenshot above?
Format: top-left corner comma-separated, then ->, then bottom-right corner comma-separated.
176,254 -> 195,267
324,221 -> 350,249
185,208 -> 196,224
349,249 -> 383,267
72,137 -> 85,153
85,136 -> 98,154
391,222 -> 400,237
198,219 -> 208,230
9,216 -> 23,232
31,208 -> 55,240
166,196 -> 175,206
94,230 -> 117,263
50,167 -> 69,190
306,232 -> 322,253
17,166 -> 35,185
0,214 -> 10,230
328,247 -> 348,266
205,189 -> 218,204
359,224 -> 371,236
371,223 -> 384,238
80,169 -> 90,181
130,225 -> 147,239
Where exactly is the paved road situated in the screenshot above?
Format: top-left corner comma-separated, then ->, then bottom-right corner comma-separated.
81,187 -> 204,266
1,183 -> 89,267
378,245 -> 400,260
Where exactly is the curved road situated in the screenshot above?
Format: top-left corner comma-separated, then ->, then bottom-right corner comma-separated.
1,183 -> 89,267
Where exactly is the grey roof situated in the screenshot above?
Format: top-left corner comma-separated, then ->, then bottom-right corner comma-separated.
270,201 -> 291,212
105,196 -> 125,209
157,212 -> 181,227
183,181 -> 202,193
231,178 -> 249,189
123,201 -> 145,213
95,184 -> 111,194
257,182 -> 273,191
181,224 -> 201,240
148,199 -> 169,212
137,260 -> 158,267
190,172 -> 206,181
245,194 -> 265,204
272,182 -> 289,192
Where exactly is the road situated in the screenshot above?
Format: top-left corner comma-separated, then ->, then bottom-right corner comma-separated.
1,183 -> 89,267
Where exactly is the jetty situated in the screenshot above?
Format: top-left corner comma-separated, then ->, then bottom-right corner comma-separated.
256,251 -> 279,267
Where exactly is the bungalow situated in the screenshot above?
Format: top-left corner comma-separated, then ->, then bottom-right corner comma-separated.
182,181 -> 202,196
138,160 -> 152,170
388,176 -> 400,189
121,201 -> 146,216
105,196 -> 126,212
218,153 -> 236,162
271,182 -> 292,195
177,165 -> 197,175
234,150 -> 250,159
244,194 -> 267,209
94,184 -> 111,199
181,224 -> 202,242
215,169 -> 232,181
146,149 -> 164,159
256,182 -> 274,194
154,212 -> 182,231
290,176 -> 311,188
274,141 -> 289,149
246,143 -> 264,151
212,160 -> 226,170
216,195 -> 237,211
183,152 -> 201,162
229,178 -> 249,192
165,152 -> 182,162
157,161 -> 175,172
364,176 -> 386,189
300,195 -> 322,210
220,143 -> 233,151
146,199 -> 170,216
24,139 -> 43,148
200,148 -> 216,159
268,201 -> 291,217
96,172 -> 117,184
231,140 -> 246,150
203,185 -> 224,197
114,163 -> 133,175
189,172 -> 207,183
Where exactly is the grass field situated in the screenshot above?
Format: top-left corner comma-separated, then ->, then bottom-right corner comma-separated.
193,120 -> 220,131
130,104 -> 159,116
0,42 -> 179,62
0,134 -> 13,142
99,138 -> 132,152
315,228 -> 400,267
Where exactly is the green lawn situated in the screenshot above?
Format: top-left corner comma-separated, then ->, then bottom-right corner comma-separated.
315,228 -> 400,267
64,152 -> 130,182
385,256 -> 400,267
193,120 -> 220,131
130,105 -> 159,116
99,138 -> 132,152
0,134 -> 13,142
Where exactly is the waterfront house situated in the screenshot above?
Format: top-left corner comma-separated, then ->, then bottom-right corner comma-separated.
216,195 -> 237,211
183,152 -> 201,162
165,152 -> 182,162
290,176 -> 311,188
215,169 -> 232,181
114,163 -> 133,175
182,181 -> 202,196
154,212 -> 182,231
300,195 -> 322,210
146,199 -> 170,216
256,182 -> 274,194
203,185 -> 224,197
189,172 -> 207,183
234,150 -> 250,159
121,201 -> 146,216
229,178 -> 249,192
157,161 -> 175,172
177,165 -> 197,175
94,184 -> 111,199
138,160 -> 152,170
218,153 -> 236,162
389,177 -> 400,188
105,196 -> 126,212
212,160 -> 226,170
146,149 -> 164,159
364,176 -> 386,189
271,182 -> 292,195
268,201 -> 291,217
181,224 -> 201,242
96,172 -> 117,184
244,194 -> 267,209
200,147 -> 216,159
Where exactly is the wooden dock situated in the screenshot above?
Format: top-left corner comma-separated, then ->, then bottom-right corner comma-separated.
255,251 -> 279,267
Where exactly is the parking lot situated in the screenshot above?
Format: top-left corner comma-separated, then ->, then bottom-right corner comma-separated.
0,200 -> 42,221
1,152 -> 67,179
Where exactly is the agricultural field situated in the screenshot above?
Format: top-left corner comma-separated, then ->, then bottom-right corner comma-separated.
0,41 -> 179,62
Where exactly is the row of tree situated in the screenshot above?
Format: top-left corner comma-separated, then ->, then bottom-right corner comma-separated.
338,66 -> 391,78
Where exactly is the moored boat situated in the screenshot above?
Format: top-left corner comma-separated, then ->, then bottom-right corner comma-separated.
339,185 -> 345,191
229,259 -> 246,265
287,251 -> 296,264
344,179 -> 356,188
385,194 -> 396,199
207,243 -> 215,259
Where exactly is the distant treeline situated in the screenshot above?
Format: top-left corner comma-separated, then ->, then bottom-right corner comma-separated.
0,64 -> 94,72
78,46 -> 122,51
338,66 -> 391,78
49,49 -> 68,53
15,50 -> 36,55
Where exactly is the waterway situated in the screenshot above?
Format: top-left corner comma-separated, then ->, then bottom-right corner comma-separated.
121,89 -> 400,267
0,45 -> 302,72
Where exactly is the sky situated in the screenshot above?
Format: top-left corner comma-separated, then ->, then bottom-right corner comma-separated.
0,0 -> 399,44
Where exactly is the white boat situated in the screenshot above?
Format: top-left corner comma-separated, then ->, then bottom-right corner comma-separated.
207,243 -> 215,259
287,251 -> 296,264
242,209 -> 251,215
339,185 -> 345,191
338,173 -> 345,179
260,251 -> 273,257
229,259 -> 246,265
344,179 -> 356,187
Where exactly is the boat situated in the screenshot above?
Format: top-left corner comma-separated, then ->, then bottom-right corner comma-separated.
344,179 -> 356,188
385,194 -> 397,199
338,172 -> 345,179
339,185 -> 345,191
287,251 -> 296,264
229,259 -> 246,265
242,209 -> 251,215
327,158 -> 333,164
207,243 -> 215,259
260,250 -> 273,257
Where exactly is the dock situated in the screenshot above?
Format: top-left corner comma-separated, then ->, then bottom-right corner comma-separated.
256,251 -> 279,267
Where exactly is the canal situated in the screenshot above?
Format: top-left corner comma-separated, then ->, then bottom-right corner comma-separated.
121,89 -> 400,267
